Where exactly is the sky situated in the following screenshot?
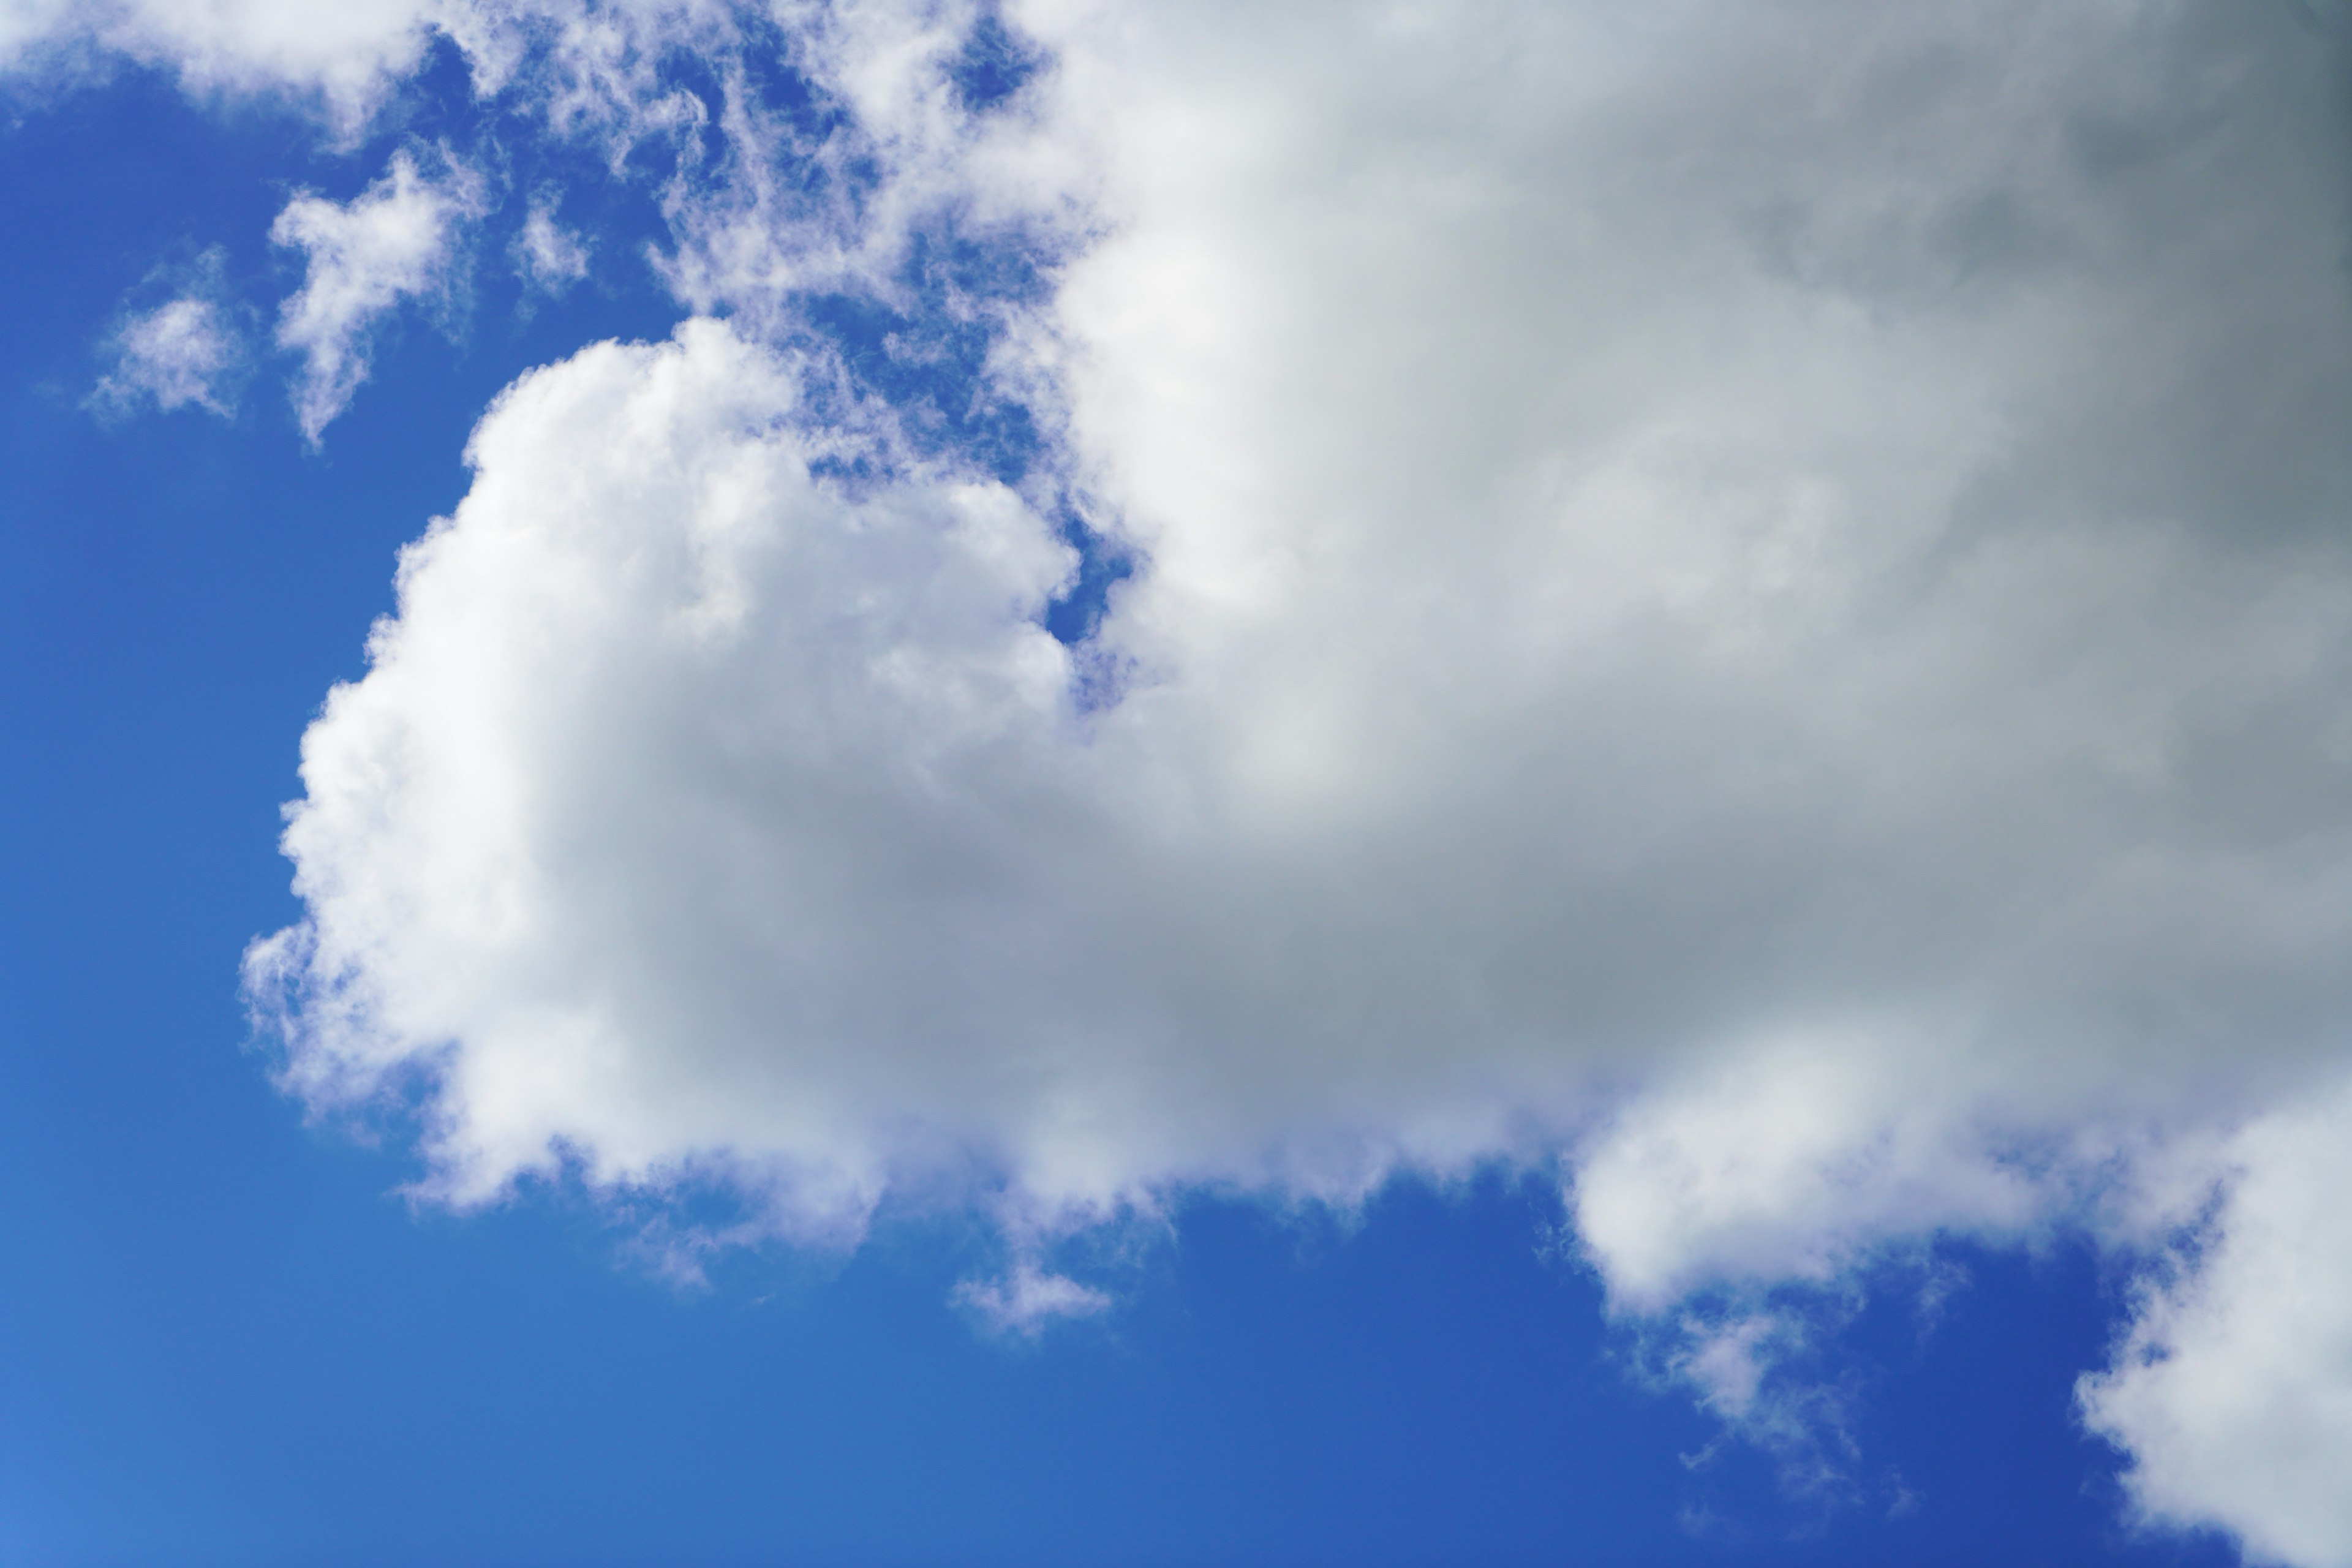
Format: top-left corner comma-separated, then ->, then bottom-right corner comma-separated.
1,1 -> 2349,1564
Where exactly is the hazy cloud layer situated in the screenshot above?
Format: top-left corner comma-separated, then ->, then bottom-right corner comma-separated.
18,0 -> 2352,1559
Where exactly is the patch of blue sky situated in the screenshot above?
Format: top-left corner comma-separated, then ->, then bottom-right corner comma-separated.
949,7 -> 1043,115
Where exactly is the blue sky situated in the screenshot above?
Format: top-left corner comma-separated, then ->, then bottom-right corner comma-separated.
2,4 -> 2349,1564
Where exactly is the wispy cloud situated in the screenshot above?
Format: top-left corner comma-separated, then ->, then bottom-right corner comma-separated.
271,145 -> 487,442
955,1263 -> 1114,1339
90,292 -> 241,420
513,194 -> 589,295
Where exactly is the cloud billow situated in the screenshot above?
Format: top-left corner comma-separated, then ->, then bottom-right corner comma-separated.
20,0 -> 2351,1558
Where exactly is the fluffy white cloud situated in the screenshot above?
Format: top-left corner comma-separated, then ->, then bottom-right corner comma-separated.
247,318 -> 1087,1221
271,146 -> 486,442
90,280 -> 241,418
2082,1074 -> 2352,1568
51,0 -> 2350,1556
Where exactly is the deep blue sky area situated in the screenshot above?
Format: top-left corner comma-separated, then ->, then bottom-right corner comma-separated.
0,67 -> 2250,1568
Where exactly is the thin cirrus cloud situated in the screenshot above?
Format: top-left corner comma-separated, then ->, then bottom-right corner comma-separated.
13,0 -> 2352,1561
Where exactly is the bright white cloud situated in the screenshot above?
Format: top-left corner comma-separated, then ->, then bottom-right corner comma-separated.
45,0 -> 2352,1557
1570,1038 -> 2056,1312
2081,1073 -> 2352,1568
271,146 -> 486,442
91,279 -> 241,418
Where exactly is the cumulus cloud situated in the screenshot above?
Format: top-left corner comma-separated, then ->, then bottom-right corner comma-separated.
89,254 -> 244,418
271,146 -> 486,442
2082,1073 -> 2352,1568
48,0 -> 2352,1557
246,318 -> 1083,1219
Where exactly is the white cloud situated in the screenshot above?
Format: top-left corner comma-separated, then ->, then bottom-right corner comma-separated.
1657,1306 -> 1865,1499
954,1263 -> 1113,1338
1676,1313 -> 1785,1427
2081,1074 -> 2352,1568
90,270 -> 242,418
0,0 -> 444,132
648,0 -> 1068,320
1570,1038 -> 2055,1312
271,146 -> 486,442
245,318 -> 1084,1220
514,197 -> 590,293
55,0 -> 2346,1556
0,0 -> 77,67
